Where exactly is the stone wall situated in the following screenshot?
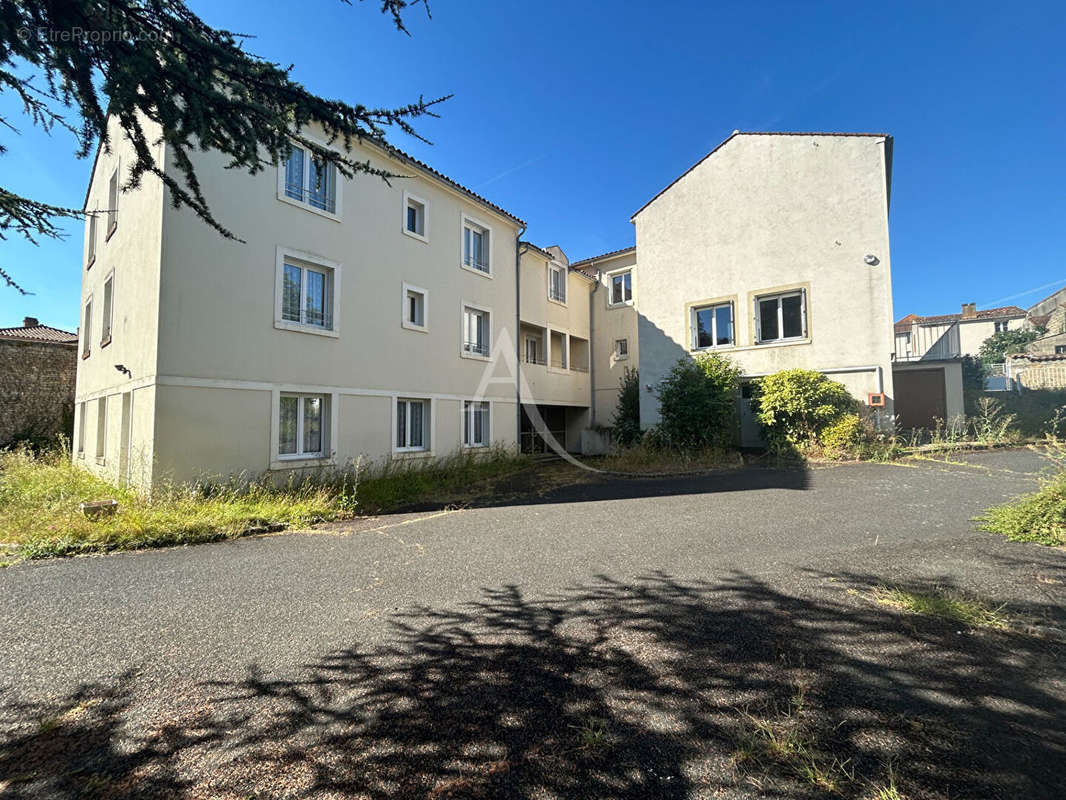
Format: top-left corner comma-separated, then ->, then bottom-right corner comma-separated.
0,339 -> 78,447
1011,358 -> 1066,390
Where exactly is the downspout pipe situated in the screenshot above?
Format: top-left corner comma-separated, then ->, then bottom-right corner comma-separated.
515,228 -> 528,451
588,267 -> 601,426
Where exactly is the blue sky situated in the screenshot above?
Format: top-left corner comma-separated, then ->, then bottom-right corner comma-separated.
2,0 -> 1064,331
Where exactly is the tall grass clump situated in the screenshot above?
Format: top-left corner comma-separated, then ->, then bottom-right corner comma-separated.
353,445 -> 528,513
977,471 -> 1066,547
0,443 -> 352,559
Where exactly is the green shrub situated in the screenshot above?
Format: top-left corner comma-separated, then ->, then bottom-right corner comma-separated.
983,389 -> 1066,437
978,329 -> 1039,365
820,413 -> 863,459
754,369 -> 857,452
961,356 -> 987,416
977,471 -> 1066,547
657,353 -> 741,449
611,367 -> 642,448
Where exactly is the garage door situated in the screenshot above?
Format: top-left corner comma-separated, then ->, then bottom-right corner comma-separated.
893,368 -> 946,430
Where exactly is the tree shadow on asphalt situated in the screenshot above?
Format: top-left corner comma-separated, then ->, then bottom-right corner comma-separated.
1,570 -> 1064,799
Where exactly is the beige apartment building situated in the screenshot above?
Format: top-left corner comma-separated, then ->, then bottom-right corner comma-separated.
893,303 -> 1028,361
631,132 -> 896,444
74,124 -> 893,484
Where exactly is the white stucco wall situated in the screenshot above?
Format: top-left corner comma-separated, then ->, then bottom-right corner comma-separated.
632,133 -> 895,428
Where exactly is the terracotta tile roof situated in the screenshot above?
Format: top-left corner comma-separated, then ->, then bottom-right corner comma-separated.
0,324 -> 78,344
910,305 -> 1027,326
630,131 -> 892,221
370,140 -> 525,226
894,313 -> 919,333
569,246 -> 637,269
1010,352 -> 1066,362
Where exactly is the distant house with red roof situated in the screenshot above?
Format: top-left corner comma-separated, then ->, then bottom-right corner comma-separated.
892,303 -> 1028,361
0,317 -> 78,447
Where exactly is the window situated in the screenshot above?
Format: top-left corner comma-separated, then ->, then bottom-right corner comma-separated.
404,192 -> 426,240
82,297 -> 92,358
994,320 -> 1009,333
462,217 -> 490,274
402,283 -> 428,331
1055,345 -> 1066,355
396,398 -> 429,451
463,400 -> 490,448
549,264 -> 567,303
690,301 -> 733,349
101,273 -> 114,346
463,305 -> 490,357
525,336 -> 543,365
95,396 -> 107,461
87,215 -> 97,267
278,394 -> 327,458
610,270 -> 633,305
77,401 -> 86,456
281,145 -> 338,215
615,338 -> 629,359
106,168 -> 119,235
756,290 -> 806,343
275,248 -> 340,335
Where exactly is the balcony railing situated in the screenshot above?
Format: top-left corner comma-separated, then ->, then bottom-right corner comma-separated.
464,340 -> 489,356
524,354 -> 547,365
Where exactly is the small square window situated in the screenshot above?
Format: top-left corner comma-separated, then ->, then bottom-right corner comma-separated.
463,400 -> 490,448
994,320 -> 1009,333
101,273 -> 114,346
1055,345 -> 1066,355
404,193 -> 426,239
463,306 -> 490,357
279,393 -> 328,458
615,338 -> 629,359
690,301 -> 733,349
396,397 -> 429,451
549,264 -> 567,303
610,271 -> 633,306
402,283 -> 428,331
462,218 -> 491,274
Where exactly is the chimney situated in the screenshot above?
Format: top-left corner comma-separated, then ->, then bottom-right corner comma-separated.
23,316 -> 39,328
961,303 -> 977,320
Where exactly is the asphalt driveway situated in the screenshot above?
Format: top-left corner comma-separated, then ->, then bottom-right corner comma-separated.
2,448 -> 1064,798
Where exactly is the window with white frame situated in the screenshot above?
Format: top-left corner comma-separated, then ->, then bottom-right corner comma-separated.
463,400 -> 489,448
396,397 -> 429,451
82,297 -> 92,358
87,215 -> 97,267
463,306 -> 489,356
77,401 -> 86,456
106,168 -> 119,235
282,145 -> 337,214
404,193 -> 426,239
615,338 -> 629,359
280,255 -> 335,331
994,320 -> 1009,333
402,284 -> 427,330
462,217 -> 490,273
549,263 -> 566,302
756,290 -> 807,343
690,301 -> 733,349
95,396 -> 107,460
278,393 -> 327,458
610,270 -> 633,305
101,273 -> 114,345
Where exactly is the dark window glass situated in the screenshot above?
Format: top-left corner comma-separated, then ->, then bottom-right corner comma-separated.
695,307 -> 714,348
715,304 -> 732,345
782,294 -> 803,338
759,298 -> 779,341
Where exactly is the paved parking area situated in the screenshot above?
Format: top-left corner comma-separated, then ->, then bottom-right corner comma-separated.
1,448 -> 1064,798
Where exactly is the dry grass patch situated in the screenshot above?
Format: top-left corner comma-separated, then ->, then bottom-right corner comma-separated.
872,586 -> 1011,630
